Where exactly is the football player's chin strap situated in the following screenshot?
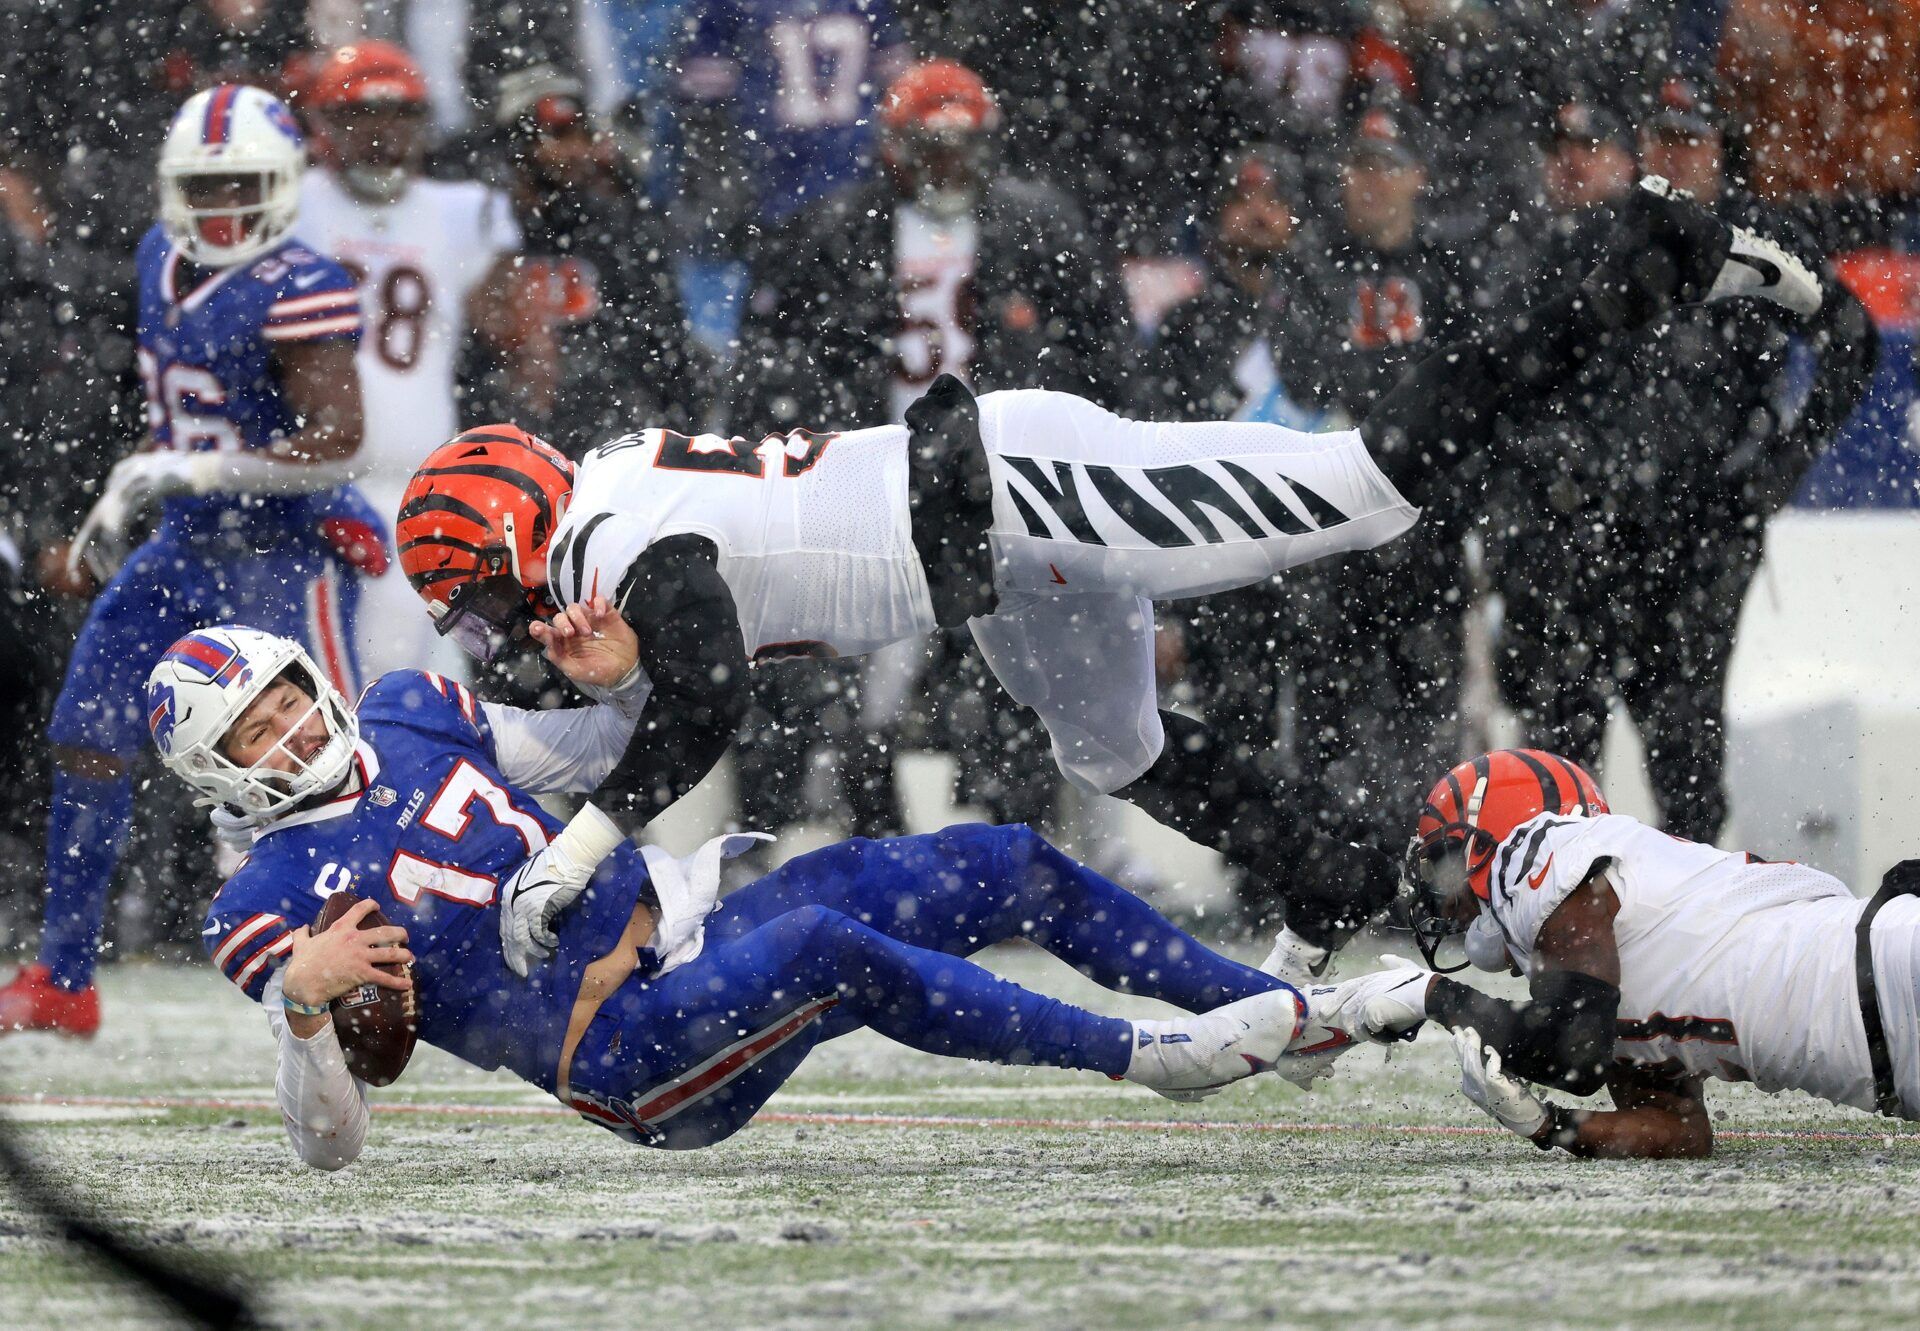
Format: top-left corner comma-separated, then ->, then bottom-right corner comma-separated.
1111,710 -> 1399,948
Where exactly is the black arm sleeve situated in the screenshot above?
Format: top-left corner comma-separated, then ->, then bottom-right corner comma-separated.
1429,969 -> 1620,1096
590,535 -> 750,830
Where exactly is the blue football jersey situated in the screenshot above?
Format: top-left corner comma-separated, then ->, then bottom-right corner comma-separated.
134,223 -> 363,538
203,671 -> 654,1093
679,0 -> 906,220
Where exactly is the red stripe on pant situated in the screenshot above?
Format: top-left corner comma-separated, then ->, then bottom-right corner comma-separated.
630,996 -> 839,1126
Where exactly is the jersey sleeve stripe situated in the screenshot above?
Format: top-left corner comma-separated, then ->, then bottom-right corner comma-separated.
264,304 -> 362,329
263,314 -> 363,341
220,920 -> 291,984
566,512 -> 614,606
211,912 -> 283,969
233,931 -> 294,995
268,291 -> 359,318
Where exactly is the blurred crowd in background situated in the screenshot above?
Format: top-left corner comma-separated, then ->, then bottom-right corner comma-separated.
0,0 -> 1914,952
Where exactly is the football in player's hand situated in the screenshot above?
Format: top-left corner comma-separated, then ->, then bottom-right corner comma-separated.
314,891 -> 419,1086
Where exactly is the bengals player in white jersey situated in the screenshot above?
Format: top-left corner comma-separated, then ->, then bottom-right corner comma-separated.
394,178 -> 1829,972
296,41 -> 522,679
1350,749 -> 1920,1157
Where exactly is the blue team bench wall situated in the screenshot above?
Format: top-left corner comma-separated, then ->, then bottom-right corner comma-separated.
1795,323 -> 1919,509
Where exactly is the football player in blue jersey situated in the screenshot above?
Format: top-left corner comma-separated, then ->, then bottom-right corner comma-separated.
674,0 -> 912,225
0,84 -> 383,1038
159,607 -> 1404,1167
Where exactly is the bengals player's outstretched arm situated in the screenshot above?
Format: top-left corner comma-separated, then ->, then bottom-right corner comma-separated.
1426,872 -> 1624,1096
585,534 -> 750,831
1428,872 -> 1713,1158
1559,1062 -> 1715,1159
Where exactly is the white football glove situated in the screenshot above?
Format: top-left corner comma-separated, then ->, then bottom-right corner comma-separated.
1454,1026 -> 1548,1139
68,452 -> 210,580
1317,956 -> 1431,1042
499,803 -> 626,978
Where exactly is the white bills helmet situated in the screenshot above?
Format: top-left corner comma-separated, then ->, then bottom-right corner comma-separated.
158,84 -> 307,267
145,627 -> 358,824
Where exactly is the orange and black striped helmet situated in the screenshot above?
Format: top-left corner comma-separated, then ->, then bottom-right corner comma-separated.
1411,749 -> 1609,901
396,425 -> 574,661
1398,749 -> 1608,970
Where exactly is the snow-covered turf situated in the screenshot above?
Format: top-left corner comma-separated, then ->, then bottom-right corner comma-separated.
5,951 -> 1920,1329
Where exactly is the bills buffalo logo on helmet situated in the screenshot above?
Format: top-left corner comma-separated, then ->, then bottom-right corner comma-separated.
147,683 -> 179,756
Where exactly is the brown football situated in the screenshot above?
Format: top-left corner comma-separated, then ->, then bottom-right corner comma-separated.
314,890 -> 419,1086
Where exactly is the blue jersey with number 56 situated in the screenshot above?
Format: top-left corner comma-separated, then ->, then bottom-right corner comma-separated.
134,223 -> 362,538
202,671 -> 654,1092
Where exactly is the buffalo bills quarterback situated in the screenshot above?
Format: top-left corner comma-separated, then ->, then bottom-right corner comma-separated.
156,608 -> 1404,1166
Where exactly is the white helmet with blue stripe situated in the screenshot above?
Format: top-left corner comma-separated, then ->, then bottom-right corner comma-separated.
146,626 -> 358,824
158,83 -> 307,267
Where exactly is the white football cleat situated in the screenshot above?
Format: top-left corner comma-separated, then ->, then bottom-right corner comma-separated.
1273,982 -> 1357,1089
1124,988 -> 1301,1103
1337,963 -> 1433,1042
1259,925 -> 1330,989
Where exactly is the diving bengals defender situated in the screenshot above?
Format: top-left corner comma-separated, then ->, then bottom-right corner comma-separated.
1367,748 -> 1920,1158
396,377 -> 1419,966
396,175 -> 1834,965
297,40 -> 521,680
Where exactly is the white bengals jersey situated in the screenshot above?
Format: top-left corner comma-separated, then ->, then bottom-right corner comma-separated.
546,423 -> 935,659
545,387 -> 1417,794
1482,811 -> 1920,1115
296,170 -> 520,507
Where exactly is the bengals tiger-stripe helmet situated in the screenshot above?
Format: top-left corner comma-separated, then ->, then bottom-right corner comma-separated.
1398,749 -> 1609,970
397,425 -> 575,662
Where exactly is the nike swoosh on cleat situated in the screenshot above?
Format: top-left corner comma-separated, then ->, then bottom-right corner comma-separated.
1241,1054 -> 1274,1073
1287,1031 -> 1353,1056
1742,254 -> 1783,287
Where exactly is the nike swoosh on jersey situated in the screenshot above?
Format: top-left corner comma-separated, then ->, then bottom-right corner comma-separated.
1527,854 -> 1556,890
292,270 -> 329,290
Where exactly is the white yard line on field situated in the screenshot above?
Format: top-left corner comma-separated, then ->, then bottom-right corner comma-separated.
3,1092 -> 1916,1145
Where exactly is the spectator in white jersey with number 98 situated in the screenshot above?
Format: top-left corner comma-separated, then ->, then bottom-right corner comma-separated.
296,40 -> 524,680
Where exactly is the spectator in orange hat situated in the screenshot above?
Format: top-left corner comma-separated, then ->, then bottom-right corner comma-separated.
725,56 -> 1134,851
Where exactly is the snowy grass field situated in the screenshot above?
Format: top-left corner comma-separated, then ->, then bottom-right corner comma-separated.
6,949 -> 1920,1330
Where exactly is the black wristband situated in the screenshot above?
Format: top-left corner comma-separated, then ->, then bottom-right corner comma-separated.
1534,1101 -> 1578,1151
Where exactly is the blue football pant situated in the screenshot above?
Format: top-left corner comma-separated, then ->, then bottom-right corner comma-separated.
566,823 -> 1287,1149
38,531 -> 360,989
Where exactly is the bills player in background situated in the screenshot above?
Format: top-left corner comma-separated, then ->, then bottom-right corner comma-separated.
295,41 -> 522,681
0,84 -> 369,1037
669,0 -> 911,244
1355,750 -> 1920,1156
